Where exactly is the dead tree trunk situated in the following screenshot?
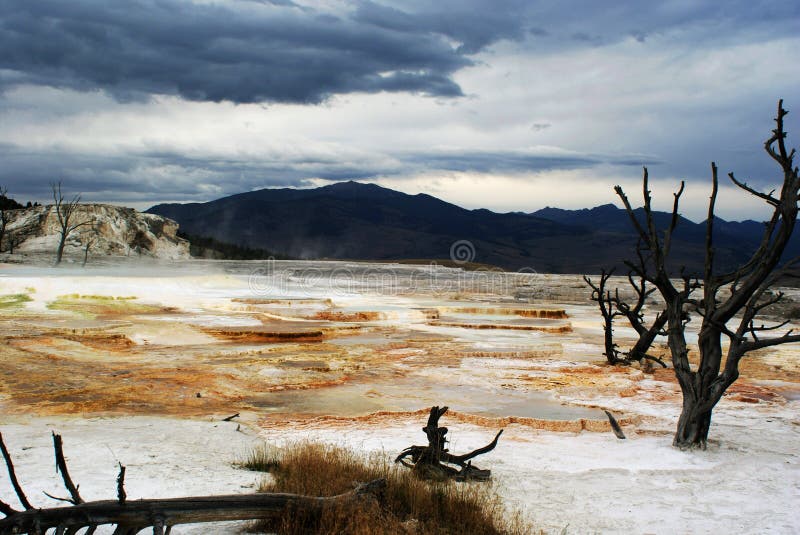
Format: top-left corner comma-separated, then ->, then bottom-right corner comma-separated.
0,432 -> 385,534
395,406 -> 502,481
614,100 -> 800,448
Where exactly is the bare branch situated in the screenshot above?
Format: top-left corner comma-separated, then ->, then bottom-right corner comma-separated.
0,431 -> 33,511
52,433 -> 84,505
749,319 -> 791,333
741,332 -> 800,353
728,172 -> 780,206
67,220 -> 94,234
614,177 -> 649,242
444,430 -> 504,465
692,304 -> 741,341
43,491 -> 77,504
662,180 -> 685,258
751,291 -> 786,315
764,99 -> 793,172
704,163 -> 719,285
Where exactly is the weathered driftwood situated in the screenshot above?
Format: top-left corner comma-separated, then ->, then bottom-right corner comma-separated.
0,482 -> 386,535
395,406 -> 502,481
604,410 -> 626,440
0,431 -> 385,535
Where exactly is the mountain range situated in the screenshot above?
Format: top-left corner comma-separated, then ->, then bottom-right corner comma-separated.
147,181 -> 790,274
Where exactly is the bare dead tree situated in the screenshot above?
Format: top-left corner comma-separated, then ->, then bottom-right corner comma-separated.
51,181 -> 92,266
584,263 -> 667,367
395,406 -> 502,481
0,431 -> 385,534
80,224 -> 100,267
0,186 -> 10,254
5,234 -> 17,255
614,100 -> 800,449
583,269 -> 625,364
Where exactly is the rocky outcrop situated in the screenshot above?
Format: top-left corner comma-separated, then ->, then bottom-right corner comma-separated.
2,204 -> 190,261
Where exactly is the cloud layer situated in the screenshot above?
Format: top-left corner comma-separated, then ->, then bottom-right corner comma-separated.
0,1 -> 798,219
0,0 -> 492,103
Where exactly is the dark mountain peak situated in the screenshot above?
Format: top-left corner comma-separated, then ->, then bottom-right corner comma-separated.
534,203 -> 619,218
591,203 -> 620,213
316,180 -> 401,199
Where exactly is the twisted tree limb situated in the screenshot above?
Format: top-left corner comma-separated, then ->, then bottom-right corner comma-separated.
395,406 -> 502,481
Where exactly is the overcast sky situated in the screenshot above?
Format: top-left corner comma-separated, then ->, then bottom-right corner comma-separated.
0,0 -> 798,220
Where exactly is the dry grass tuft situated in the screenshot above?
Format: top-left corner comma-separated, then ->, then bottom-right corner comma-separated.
243,441 -> 531,535
237,443 -> 282,473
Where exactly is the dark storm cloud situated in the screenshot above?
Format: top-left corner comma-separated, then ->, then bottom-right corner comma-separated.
0,0 -> 489,104
353,0 -> 528,54
2,0 -> 795,105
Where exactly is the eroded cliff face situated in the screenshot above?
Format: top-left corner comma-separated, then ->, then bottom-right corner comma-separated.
2,204 -> 190,260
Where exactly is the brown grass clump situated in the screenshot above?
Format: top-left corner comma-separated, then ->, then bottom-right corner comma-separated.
311,311 -> 382,322
238,443 -> 281,473
244,441 -> 530,535
447,307 -> 567,319
202,328 -> 324,343
514,309 -> 568,319
428,320 -> 572,333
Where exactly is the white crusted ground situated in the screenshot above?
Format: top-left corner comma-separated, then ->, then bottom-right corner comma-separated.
1,263 -> 799,534
2,405 -> 798,534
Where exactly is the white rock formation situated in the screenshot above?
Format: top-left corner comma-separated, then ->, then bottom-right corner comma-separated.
2,204 -> 190,261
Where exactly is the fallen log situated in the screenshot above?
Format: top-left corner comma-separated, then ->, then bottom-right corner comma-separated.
0,480 -> 386,535
0,431 -> 385,534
